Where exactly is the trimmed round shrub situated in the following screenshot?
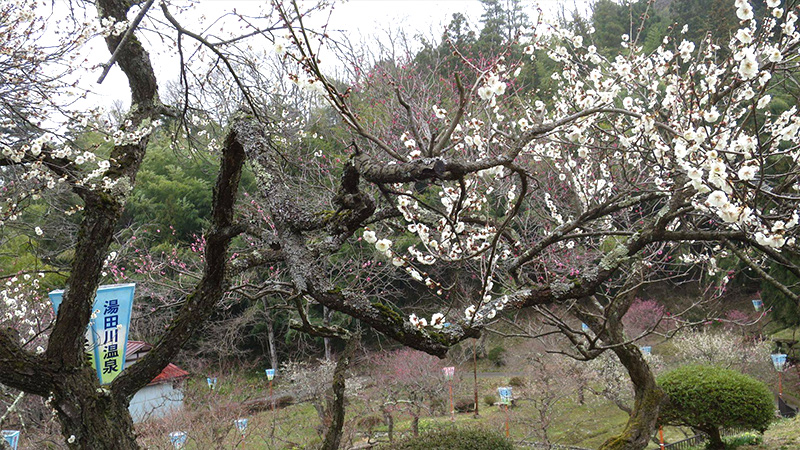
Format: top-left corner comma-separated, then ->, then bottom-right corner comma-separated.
658,365 -> 774,450
484,394 -> 497,406
508,376 -> 526,387
380,427 -> 514,450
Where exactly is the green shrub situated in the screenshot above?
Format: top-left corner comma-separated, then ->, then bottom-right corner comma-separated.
380,427 -> 515,449
508,376 -> 526,387
430,397 -> 445,414
487,346 -> 507,367
484,394 -> 497,406
658,365 -> 774,450
454,397 -> 476,413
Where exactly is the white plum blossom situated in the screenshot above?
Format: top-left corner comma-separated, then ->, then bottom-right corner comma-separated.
735,28 -> 753,44
409,314 -> 427,329
736,3 -> 754,20
679,40 -> 695,61
623,97 -> 634,109
430,313 -> 445,329
687,167 -> 704,181
363,229 -> 377,244
706,191 -> 728,208
737,49 -> 759,79
375,238 -> 392,253
464,305 -> 477,320
703,107 -> 720,123
766,46 -> 782,63
478,73 -> 507,101
737,165 -> 758,181
756,231 -> 786,248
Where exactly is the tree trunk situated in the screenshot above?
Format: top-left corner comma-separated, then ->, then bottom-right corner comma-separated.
52,370 -> 138,450
323,306 -> 332,361
704,427 -> 724,450
262,299 -> 279,373
381,404 -> 394,442
473,338 -> 480,418
598,343 -> 665,450
321,332 -> 359,450
411,414 -> 420,437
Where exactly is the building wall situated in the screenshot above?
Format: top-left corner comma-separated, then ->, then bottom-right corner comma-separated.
128,383 -> 184,423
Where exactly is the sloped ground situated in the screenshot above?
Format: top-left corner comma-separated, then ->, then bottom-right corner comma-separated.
733,416 -> 800,450
760,416 -> 800,449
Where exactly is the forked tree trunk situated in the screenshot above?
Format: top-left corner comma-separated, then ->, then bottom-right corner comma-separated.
599,343 -> 665,450
51,369 -> 138,449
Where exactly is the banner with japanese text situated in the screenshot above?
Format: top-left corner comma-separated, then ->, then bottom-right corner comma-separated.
49,283 -> 135,384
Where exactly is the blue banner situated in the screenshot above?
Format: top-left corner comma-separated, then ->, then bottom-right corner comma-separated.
2,430 -> 19,450
169,431 -> 187,449
234,418 -> 248,433
49,283 -> 135,384
772,353 -> 788,372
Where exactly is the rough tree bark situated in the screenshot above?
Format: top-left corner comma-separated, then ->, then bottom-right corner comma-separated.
582,300 -> 664,450
321,331 -> 360,450
598,344 -> 665,450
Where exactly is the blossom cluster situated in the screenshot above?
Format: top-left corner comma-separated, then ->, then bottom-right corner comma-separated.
344,0 -> 800,335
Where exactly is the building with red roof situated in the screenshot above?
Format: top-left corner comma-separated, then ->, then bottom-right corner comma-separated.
126,341 -> 189,422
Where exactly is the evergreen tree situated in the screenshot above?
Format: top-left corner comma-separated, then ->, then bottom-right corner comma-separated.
477,0 -> 529,52
762,257 -> 800,327
591,0 -> 667,55
669,0 -> 739,45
